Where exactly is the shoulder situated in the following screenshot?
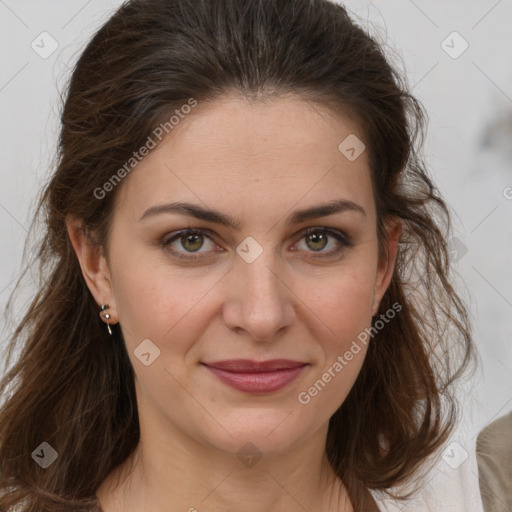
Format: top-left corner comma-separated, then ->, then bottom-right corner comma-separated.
477,410 -> 512,452
476,411 -> 512,512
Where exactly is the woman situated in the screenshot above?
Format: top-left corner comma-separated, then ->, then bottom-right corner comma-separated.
0,0 -> 475,510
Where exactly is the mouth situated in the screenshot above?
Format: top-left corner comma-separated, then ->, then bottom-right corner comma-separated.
201,359 -> 308,393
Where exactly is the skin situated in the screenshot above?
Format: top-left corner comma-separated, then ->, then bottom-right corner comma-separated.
67,94 -> 400,512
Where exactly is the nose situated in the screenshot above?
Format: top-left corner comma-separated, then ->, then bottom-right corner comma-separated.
222,252 -> 296,343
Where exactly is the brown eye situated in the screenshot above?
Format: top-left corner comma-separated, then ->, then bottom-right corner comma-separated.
162,228 -> 219,260
305,231 -> 329,252
180,233 -> 204,252
296,227 -> 353,258
161,226 -> 353,262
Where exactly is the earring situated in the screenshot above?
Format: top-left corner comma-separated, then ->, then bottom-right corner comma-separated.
99,304 -> 113,336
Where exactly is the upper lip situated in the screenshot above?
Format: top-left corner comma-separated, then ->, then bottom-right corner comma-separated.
202,359 -> 307,373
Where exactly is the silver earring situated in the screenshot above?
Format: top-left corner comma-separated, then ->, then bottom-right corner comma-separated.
99,304 -> 113,336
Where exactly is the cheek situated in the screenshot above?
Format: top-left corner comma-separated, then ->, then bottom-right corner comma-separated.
315,275 -> 373,322
294,270 -> 375,418
111,249 -> 220,356
298,256 -> 377,343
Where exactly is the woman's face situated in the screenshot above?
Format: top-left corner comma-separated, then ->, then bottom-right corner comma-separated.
90,95 -> 399,457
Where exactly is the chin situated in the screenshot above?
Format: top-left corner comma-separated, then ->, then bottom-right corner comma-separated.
198,407 -> 314,458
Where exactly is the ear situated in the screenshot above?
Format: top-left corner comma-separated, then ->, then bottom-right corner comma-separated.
65,215 -> 118,324
371,217 -> 401,316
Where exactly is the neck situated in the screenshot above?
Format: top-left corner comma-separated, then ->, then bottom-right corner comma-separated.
97,413 -> 355,512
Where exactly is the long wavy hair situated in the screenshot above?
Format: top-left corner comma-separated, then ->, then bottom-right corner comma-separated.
0,0 -> 475,510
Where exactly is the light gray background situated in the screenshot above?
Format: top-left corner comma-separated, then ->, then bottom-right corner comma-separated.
0,0 -> 511,506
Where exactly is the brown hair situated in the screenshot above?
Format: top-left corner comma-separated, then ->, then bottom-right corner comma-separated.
0,0 -> 475,510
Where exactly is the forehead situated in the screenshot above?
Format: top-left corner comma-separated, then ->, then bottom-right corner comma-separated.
158,94 -> 364,163
114,94 -> 375,225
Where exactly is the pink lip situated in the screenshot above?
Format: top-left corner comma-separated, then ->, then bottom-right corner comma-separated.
202,359 -> 307,393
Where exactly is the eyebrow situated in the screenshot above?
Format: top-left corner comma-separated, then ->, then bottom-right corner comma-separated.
138,199 -> 366,228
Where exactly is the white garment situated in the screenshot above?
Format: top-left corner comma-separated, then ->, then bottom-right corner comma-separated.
371,434 -> 485,512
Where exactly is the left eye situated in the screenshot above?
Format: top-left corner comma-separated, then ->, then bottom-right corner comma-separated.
161,227 -> 352,261
294,227 -> 352,256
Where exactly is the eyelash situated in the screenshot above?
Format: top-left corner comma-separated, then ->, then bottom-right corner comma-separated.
160,227 -> 353,261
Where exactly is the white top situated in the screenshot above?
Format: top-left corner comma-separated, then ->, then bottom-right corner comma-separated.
372,433 -> 485,512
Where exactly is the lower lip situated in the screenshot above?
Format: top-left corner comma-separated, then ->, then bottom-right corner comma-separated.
203,365 -> 307,393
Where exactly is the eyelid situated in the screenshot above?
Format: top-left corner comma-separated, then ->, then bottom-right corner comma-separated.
302,226 -> 353,246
